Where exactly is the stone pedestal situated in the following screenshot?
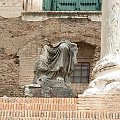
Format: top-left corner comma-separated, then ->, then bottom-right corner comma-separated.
24,78 -> 75,98
24,84 -> 41,97
84,0 -> 120,95
39,77 -> 75,98
24,40 -> 77,97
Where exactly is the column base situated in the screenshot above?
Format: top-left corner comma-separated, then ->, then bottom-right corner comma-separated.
84,55 -> 120,95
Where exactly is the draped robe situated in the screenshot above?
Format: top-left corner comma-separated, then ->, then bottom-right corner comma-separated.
33,40 -> 78,84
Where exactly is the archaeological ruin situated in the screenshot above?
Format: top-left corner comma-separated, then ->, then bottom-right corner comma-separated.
0,0 -> 120,120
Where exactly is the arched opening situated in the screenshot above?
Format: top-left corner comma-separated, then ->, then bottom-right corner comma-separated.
71,42 -> 96,96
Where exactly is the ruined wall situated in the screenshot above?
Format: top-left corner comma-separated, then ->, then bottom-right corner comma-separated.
0,0 -> 22,18
0,53 -> 24,97
0,16 -> 101,97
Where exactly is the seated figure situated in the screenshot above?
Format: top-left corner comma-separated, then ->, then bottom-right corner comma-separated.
33,40 -> 78,85
26,40 -> 78,97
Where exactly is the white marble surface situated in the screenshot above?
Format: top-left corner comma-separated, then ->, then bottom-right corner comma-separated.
84,0 -> 120,95
0,0 -> 22,18
23,0 -> 43,11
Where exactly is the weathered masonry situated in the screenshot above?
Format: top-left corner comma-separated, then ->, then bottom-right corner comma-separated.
0,0 -> 101,97
21,0 -> 102,97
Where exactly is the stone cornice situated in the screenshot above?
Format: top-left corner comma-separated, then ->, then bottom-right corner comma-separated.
22,11 -> 102,21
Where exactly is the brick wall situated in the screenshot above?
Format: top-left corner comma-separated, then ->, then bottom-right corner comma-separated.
72,83 -> 89,96
0,95 -> 120,119
0,54 -> 24,97
0,16 -> 101,97
78,94 -> 120,119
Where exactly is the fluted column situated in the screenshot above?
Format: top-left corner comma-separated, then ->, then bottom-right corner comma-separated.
23,0 -> 43,11
84,0 -> 120,95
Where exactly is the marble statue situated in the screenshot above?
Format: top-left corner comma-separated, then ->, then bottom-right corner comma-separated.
84,0 -> 120,95
25,40 -> 78,97
33,40 -> 78,84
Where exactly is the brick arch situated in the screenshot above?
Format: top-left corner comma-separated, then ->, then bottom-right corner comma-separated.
71,38 -> 100,47
70,40 -> 100,95
76,41 -> 96,57
74,41 -> 100,82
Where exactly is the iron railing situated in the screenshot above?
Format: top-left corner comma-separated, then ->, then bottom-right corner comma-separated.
43,0 -> 102,11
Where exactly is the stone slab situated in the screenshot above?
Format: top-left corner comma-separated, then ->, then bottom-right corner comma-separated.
22,11 -> 102,21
